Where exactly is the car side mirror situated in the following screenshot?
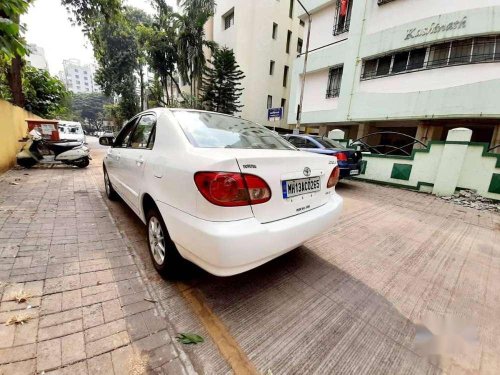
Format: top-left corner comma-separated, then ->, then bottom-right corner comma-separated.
99,136 -> 114,146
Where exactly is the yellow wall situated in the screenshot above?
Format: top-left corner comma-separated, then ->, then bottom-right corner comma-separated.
0,99 -> 41,172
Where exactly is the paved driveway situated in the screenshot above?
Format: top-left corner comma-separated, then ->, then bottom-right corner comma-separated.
91,139 -> 500,374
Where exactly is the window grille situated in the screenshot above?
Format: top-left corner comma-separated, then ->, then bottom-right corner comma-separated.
326,66 -> 343,98
333,0 -> 352,36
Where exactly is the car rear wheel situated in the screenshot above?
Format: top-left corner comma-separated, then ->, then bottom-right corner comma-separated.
104,168 -> 118,200
146,207 -> 185,279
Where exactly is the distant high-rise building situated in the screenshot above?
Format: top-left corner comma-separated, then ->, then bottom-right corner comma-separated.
26,44 -> 49,71
59,59 -> 100,94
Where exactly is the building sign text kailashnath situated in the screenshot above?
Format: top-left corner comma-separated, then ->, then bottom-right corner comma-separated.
405,16 -> 467,40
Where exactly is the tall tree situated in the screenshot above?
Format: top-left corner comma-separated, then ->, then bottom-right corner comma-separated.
139,2 -> 184,105
175,0 -> 216,98
90,7 -> 151,121
201,47 -> 244,115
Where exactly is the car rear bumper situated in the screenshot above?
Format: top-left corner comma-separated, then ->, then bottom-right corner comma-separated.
157,193 -> 343,276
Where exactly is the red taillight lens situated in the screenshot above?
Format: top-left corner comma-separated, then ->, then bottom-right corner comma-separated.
335,152 -> 348,161
194,172 -> 271,207
327,166 -> 340,188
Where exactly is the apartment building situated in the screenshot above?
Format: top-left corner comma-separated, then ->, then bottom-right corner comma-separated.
288,0 -> 500,152
58,59 -> 100,94
206,0 -> 304,127
26,44 -> 49,71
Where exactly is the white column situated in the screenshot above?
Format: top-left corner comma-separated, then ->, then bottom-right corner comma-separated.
432,127 -> 472,196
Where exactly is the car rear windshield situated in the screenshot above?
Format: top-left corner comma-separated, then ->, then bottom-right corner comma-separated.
312,136 -> 344,149
172,111 -> 295,150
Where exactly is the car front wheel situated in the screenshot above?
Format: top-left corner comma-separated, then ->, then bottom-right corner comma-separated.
146,207 -> 185,279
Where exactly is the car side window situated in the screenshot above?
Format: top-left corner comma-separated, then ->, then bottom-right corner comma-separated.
113,119 -> 138,148
129,114 -> 156,149
288,137 -> 306,148
303,139 -> 317,149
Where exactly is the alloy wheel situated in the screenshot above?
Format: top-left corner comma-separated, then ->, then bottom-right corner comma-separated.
148,216 -> 166,265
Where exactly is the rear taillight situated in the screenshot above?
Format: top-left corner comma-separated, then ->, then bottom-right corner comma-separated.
335,152 -> 348,161
327,166 -> 340,188
194,172 -> 271,207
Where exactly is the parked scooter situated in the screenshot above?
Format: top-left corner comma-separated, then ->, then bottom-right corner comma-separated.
17,129 -> 91,168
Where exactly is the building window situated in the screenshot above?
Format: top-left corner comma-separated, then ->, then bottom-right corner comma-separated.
449,39 -> 473,64
300,19 -> 305,27
281,98 -> 286,112
333,0 -> 353,35
223,9 -> 234,30
286,30 -> 292,53
326,66 -> 343,98
283,65 -> 289,87
361,35 -> 500,80
269,60 -> 275,75
472,37 -> 495,62
428,42 -> 450,67
267,95 -> 273,109
289,0 -> 294,18
297,38 -> 303,54
272,23 -> 278,39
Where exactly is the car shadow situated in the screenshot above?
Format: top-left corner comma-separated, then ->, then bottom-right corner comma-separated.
107,192 -> 443,374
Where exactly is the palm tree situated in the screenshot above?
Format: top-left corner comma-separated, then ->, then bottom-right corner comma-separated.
176,0 -> 217,98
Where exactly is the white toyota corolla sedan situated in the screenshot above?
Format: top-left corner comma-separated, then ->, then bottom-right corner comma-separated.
100,109 -> 343,277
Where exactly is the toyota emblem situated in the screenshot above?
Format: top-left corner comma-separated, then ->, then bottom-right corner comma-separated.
303,167 -> 311,177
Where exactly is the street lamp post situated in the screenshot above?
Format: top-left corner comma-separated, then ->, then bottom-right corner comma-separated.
295,0 -> 311,134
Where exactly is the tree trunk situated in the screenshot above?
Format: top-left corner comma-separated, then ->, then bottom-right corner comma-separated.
139,66 -> 145,111
8,55 -> 24,108
167,72 -> 187,102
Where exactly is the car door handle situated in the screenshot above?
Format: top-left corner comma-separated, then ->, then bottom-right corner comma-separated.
136,157 -> 144,166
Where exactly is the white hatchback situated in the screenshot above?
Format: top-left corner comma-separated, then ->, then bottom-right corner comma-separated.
100,109 -> 343,277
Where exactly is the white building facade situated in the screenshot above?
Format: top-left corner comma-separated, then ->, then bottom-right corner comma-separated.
59,59 -> 100,94
207,0 -> 305,127
26,44 -> 49,71
288,0 -> 500,151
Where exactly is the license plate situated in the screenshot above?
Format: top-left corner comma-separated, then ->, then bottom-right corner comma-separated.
282,176 -> 321,198
350,169 -> 359,175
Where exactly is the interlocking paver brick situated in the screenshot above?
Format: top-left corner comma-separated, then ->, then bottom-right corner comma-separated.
82,303 -> 104,329
110,345 -> 134,374
84,318 -> 126,342
62,332 -> 86,365
87,353 -> 114,374
39,319 -> 83,341
37,337 -> 62,372
13,317 -> 39,345
41,293 -> 62,315
40,308 -> 82,328
102,299 -> 123,322
0,343 -> 36,364
62,289 -> 82,311
0,359 -> 36,375
86,331 -> 130,357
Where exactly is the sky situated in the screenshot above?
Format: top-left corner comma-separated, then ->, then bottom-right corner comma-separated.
22,0 -> 175,76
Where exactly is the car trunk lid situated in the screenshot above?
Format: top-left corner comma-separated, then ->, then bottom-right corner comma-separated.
234,149 -> 336,223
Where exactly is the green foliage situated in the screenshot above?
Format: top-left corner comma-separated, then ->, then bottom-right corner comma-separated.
176,333 -> 204,345
60,0 -> 121,34
71,92 -> 112,129
22,66 -> 70,118
202,47 -> 245,115
175,11 -> 216,96
90,7 -> 152,121
0,0 -> 30,60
